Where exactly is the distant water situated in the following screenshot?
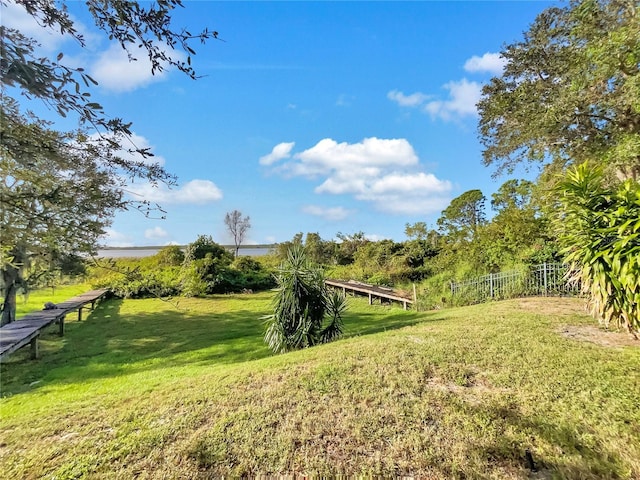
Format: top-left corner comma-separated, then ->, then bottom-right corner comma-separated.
97,246 -> 273,258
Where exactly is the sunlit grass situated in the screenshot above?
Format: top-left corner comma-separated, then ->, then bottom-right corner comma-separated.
15,283 -> 92,318
1,293 -> 638,478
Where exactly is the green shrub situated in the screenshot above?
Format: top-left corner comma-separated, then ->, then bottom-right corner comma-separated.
557,163 -> 640,335
263,245 -> 347,353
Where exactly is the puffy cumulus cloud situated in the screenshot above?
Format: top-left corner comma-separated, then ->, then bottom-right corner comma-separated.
144,226 -> 168,240
423,79 -> 482,121
259,142 -> 295,166
464,52 -> 506,75
90,43 -> 179,93
102,228 -> 133,247
387,90 -> 430,108
130,179 -> 223,205
262,137 -> 452,215
302,205 -> 352,221
291,137 -> 418,178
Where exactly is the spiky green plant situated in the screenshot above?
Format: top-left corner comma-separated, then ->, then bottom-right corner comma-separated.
263,245 -> 347,353
556,162 -> 640,337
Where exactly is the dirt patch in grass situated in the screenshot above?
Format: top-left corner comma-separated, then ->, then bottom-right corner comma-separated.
559,325 -> 639,348
515,297 -> 587,316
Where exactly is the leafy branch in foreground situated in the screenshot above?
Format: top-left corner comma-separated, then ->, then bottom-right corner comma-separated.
1,0 -> 219,324
556,163 -> 640,337
263,245 -> 347,353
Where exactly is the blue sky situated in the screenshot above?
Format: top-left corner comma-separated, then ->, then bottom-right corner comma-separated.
4,1 -> 556,247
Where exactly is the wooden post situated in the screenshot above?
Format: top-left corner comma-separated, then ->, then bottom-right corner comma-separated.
58,315 -> 65,336
368,293 -> 372,305
413,284 -> 417,306
30,336 -> 39,359
77,307 -> 83,322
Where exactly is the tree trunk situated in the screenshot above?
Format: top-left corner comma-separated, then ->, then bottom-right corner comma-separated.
1,265 -> 19,326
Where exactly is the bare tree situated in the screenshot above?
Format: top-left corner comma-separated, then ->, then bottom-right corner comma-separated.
224,210 -> 251,257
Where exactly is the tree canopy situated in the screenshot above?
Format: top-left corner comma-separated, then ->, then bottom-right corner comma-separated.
436,189 -> 486,242
0,0 -> 218,323
478,0 -> 640,180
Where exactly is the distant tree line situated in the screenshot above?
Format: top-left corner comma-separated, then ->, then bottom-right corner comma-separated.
90,235 -> 275,298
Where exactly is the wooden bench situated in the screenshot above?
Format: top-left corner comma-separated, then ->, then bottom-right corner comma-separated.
0,289 -> 109,362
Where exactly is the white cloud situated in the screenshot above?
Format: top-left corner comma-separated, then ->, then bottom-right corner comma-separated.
464,52 -> 506,75
2,0 -> 100,55
102,228 -> 133,248
292,137 -> 418,176
259,142 -> 295,166
2,1 -> 62,49
389,53 -> 502,121
423,78 -> 482,121
387,90 -> 430,108
302,205 -> 352,221
129,179 -> 223,205
90,42 -> 177,93
144,226 -> 168,240
262,137 -> 452,215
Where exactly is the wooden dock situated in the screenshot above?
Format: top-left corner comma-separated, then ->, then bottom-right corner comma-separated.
326,279 -> 414,310
0,289 -> 109,362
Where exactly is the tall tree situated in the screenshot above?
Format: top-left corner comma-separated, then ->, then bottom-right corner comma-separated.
1,102 -> 123,325
436,190 -> 487,242
478,0 -> 640,181
224,210 -> 251,257
1,1 -> 218,323
405,222 -> 429,241
478,179 -> 556,269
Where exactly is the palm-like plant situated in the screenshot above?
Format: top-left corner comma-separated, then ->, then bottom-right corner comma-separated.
263,244 -> 347,353
556,163 -> 640,337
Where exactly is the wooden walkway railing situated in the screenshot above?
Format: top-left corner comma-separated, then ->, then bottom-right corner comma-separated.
0,289 -> 109,362
326,279 -> 414,310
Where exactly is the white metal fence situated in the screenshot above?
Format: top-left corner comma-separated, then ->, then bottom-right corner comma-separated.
450,263 -> 579,303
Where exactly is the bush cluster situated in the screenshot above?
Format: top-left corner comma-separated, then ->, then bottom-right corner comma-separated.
90,237 -> 275,299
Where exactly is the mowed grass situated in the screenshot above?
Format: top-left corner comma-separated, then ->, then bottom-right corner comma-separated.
1,292 -> 639,479
15,283 -> 93,318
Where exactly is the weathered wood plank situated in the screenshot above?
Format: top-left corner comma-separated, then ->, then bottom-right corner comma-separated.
0,288 -> 108,362
325,279 -> 413,308
0,327 -> 41,361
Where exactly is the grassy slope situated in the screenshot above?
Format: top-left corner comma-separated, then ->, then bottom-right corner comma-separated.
0,293 -> 638,479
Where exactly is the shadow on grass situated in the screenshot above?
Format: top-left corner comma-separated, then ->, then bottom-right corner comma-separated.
469,402 -> 628,478
1,296 -> 440,394
344,310 -> 432,338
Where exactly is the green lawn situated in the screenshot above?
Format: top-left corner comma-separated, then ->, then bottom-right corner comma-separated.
14,283 -> 93,319
1,292 -> 638,479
